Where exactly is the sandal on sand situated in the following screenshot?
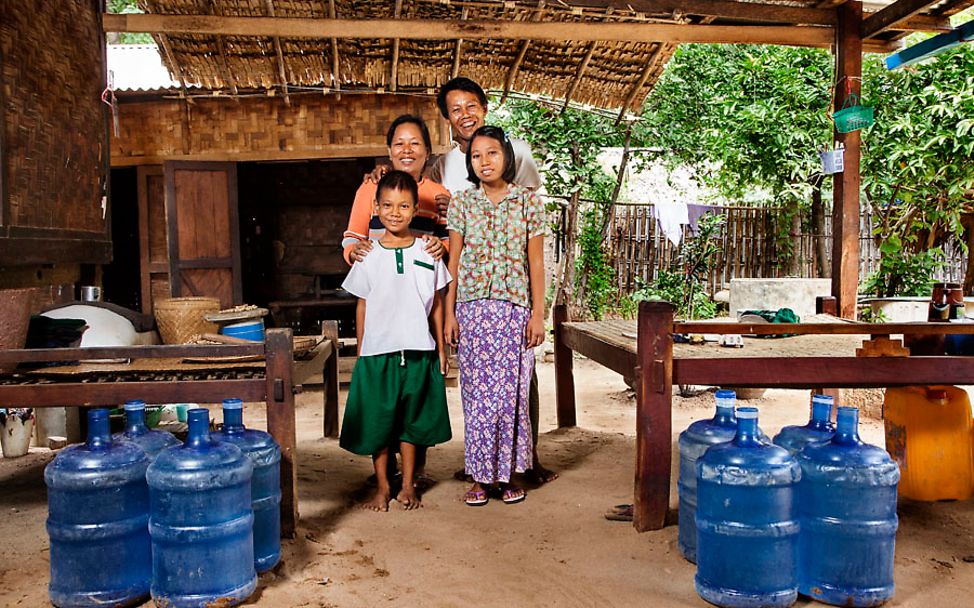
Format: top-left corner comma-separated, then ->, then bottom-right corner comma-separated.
464,489 -> 488,506
604,504 -> 633,522
501,486 -> 526,505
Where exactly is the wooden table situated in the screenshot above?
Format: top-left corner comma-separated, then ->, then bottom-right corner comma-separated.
553,302 -> 974,533
0,329 -> 300,537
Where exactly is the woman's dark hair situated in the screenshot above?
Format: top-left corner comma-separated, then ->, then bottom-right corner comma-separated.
375,170 -> 419,206
386,114 -> 432,151
436,77 -> 488,119
465,125 -> 517,186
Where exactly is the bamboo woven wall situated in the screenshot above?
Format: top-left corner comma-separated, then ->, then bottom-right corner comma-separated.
111,93 -> 447,164
608,205 -> 969,296
1,0 -> 106,232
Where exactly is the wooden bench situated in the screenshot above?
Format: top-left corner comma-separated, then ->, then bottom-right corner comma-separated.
0,329 -> 301,536
553,302 -> 974,533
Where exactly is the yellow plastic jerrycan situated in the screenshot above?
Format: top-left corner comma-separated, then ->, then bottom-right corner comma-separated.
884,385 -> 974,501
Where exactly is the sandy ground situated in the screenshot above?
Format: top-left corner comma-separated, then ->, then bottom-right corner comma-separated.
2,356 -> 974,607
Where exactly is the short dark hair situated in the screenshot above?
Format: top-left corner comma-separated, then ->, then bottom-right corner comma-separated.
436,77 -> 488,119
386,114 -> 432,151
465,126 -> 517,186
375,170 -> 419,206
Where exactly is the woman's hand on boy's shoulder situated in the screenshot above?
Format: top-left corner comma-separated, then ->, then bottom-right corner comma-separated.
422,235 -> 446,260
349,239 -> 373,263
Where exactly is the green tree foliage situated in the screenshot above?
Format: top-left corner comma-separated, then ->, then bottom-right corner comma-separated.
108,0 -> 153,44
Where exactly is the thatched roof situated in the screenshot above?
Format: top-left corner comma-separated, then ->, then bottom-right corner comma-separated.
131,0 -> 974,112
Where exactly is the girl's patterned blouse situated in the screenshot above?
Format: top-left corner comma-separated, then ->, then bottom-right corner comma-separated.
447,183 -> 545,308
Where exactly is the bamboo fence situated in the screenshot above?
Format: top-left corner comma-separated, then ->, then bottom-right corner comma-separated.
605,204 -> 968,296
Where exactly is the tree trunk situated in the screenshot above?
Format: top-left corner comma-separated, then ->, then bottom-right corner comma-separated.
811,176 -> 830,278
788,202 -> 802,276
963,212 -> 974,296
556,145 -> 583,319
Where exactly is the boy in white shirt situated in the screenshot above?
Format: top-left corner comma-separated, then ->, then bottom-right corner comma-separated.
340,171 -> 453,511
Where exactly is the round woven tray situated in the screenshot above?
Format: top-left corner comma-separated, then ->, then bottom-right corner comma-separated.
154,297 -> 221,344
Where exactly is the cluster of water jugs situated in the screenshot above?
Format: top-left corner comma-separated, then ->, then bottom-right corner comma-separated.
44,398 -> 281,608
679,390 -> 900,607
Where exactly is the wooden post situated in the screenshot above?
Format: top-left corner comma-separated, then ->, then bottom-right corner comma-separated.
553,303 -> 577,428
831,1 -> 863,319
634,300 -> 674,532
321,320 -> 340,438
264,328 -> 298,537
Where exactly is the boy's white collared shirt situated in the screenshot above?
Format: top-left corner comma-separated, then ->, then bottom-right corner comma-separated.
341,240 -> 452,357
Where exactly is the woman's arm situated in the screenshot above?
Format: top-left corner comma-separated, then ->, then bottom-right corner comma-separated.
355,298 -> 366,357
342,185 -> 377,265
525,234 -> 545,348
444,230 -> 464,347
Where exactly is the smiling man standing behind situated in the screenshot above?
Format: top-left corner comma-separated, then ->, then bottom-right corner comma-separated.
430,77 -> 556,485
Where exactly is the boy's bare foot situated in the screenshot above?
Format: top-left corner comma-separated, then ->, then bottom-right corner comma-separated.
526,460 -> 558,484
362,489 -> 391,512
396,486 -> 423,510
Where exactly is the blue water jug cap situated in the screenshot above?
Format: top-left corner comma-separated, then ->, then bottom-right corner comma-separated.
715,389 -> 736,400
123,400 -> 146,411
222,398 -> 244,410
735,406 -> 758,419
812,394 -> 834,405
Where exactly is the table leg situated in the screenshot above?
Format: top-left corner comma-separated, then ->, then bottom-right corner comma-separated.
265,329 -> 298,537
321,321 -> 340,438
553,303 -> 577,428
634,301 -> 674,532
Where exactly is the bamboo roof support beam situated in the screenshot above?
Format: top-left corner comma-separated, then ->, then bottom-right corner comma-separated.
207,1 -> 238,96
564,0 -> 836,26
142,1 -> 192,101
391,0 -> 403,92
264,0 -> 291,105
451,7 -> 469,79
102,14 -> 838,48
561,41 -> 596,113
616,44 -> 665,125
326,0 -> 340,91
501,0 -> 547,104
862,0 -> 943,38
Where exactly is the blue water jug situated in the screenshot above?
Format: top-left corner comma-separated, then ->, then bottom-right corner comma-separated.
678,389 -> 738,563
696,406 -> 801,608
45,408 -> 151,608
773,394 -> 835,456
798,407 -> 899,607
211,398 -> 282,572
113,399 -> 181,460
147,408 -> 256,608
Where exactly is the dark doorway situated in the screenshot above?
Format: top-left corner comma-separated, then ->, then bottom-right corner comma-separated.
103,167 -> 141,311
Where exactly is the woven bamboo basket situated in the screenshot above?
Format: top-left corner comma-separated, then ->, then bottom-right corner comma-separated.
154,297 -> 221,344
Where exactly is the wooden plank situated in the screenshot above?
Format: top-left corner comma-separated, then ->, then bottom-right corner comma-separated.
390,0 -> 403,92
326,0 -> 341,90
677,321 -> 974,336
264,328 -> 298,537
321,320 -> 340,438
553,304 -> 577,428
0,343 -> 265,363
102,14 -> 836,48
634,300 -> 673,532
862,0 -> 943,38
675,356 -> 974,387
562,323 -> 637,377
529,0 -> 836,26
0,379 -> 265,407
0,237 -> 111,266
831,2 -> 863,320
451,7 -> 469,79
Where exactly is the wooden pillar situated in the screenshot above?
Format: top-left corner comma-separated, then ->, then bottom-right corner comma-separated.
265,328 -> 298,537
552,303 -> 577,428
321,320 -> 340,438
831,1 -> 863,319
634,300 -> 674,532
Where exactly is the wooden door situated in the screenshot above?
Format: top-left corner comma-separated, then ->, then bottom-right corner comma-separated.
137,166 -> 170,314
164,161 -> 242,308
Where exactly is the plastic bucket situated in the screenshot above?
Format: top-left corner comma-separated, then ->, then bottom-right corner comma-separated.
1,413 -> 34,458
221,320 -> 265,342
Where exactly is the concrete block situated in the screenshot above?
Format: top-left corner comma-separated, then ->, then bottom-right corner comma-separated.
729,278 -> 832,320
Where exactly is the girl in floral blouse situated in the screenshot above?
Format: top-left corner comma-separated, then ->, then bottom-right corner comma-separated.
444,126 -> 546,506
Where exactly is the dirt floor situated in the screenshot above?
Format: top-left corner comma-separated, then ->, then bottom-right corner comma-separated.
2,356 -> 974,607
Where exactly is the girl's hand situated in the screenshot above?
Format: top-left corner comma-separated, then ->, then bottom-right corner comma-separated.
525,314 -> 545,349
349,240 -> 373,263
422,235 -> 446,260
444,315 -> 460,348
438,350 -> 449,376
434,193 -> 451,219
